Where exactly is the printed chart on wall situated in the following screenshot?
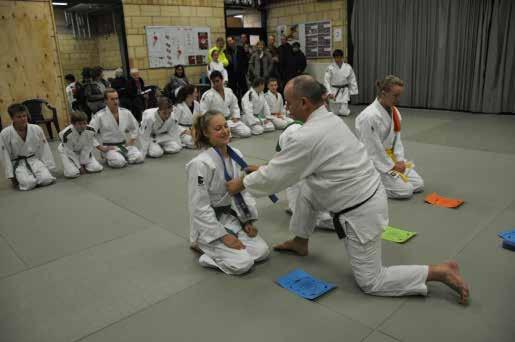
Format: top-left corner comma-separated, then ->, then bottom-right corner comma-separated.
145,26 -> 211,68
276,20 -> 331,58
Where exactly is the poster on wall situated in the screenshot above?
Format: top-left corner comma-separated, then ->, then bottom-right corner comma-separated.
276,20 -> 331,59
145,26 -> 211,68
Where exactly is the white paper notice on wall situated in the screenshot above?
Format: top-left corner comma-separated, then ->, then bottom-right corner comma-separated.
145,26 -> 211,68
334,28 -> 342,42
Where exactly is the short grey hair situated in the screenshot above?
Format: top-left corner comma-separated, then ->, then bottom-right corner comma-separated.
114,68 -> 123,77
291,75 -> 324,105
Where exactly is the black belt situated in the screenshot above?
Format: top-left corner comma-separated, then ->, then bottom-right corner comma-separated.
103,141 -> 126,146
12,154 -> 36,179
332,186 -> 379,239
331,84 -> 348,98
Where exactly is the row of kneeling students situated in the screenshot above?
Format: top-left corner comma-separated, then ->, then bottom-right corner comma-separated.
0,70 -> 295,191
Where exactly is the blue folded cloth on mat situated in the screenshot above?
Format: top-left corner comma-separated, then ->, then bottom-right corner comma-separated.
497,229 -> 515,251
276,268 -> 336,300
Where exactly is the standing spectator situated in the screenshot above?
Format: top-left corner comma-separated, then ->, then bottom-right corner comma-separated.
64,74 -> 77,111
266,35 -> 281,84
126,68 -> 146,122
208,37 -> 229,67
163,65 -> 190,103
284,42 -> 307,83
240,33 -> 252,55
225,36 -> 249,99
278,35 -> 293,85
247,41 -> 273,84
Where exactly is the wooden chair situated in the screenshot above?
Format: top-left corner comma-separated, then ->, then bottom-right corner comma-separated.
22,99 -> 61,139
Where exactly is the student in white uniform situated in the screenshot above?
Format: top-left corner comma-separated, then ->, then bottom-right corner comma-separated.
227,75 -> 469,304
324,49 -> 359,116
277,121 -> 334,229
173,85 -> 198,149
264,77 -> 294,130
58,111 -> 103,178
207,49 -> 228,84
89,88 -> 144,168
200,70 -> 251,138
186,110 -> 270,275
0,103 -> 56,191
355,75 -> 424,199
241,78 -> 275,135
139,97 -> 185,158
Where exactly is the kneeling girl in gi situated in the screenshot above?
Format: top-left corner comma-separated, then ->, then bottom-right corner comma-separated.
186,110 -> 270,275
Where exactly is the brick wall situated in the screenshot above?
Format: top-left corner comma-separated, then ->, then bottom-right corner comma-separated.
97,34 -> 123,71
267,0 -> 347,63
122,0 -> 226,88
57,33 -> 99,78
58,33 -> 123,79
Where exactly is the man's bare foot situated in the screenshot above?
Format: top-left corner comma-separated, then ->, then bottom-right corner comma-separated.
273,237 -> 309,256
429,261 -> 469,305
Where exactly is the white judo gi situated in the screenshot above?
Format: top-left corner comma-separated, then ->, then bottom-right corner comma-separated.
324,62 -> 358,116
0,124 -> 56,191
244,106 -> 428,296
89,106 -> 144,168
264,90 -> 294,130
200,88 -> 251,138
355,99 -> 424,199
241,88 -> 275,135
186,147 -> 270,275
277,122 -> 334,229
139,108 -> 184,158
173,101 -> 199,149
58,124 -> 103,178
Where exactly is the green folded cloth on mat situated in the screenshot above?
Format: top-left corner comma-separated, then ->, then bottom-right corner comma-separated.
382,226 -> 416,243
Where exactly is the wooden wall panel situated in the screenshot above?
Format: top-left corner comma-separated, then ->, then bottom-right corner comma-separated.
0,0 -> 68,131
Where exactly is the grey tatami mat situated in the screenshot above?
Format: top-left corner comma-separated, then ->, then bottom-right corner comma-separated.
1,106 -> 514,342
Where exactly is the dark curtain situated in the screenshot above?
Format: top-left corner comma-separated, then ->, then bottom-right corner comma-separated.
351,0 -> 515,113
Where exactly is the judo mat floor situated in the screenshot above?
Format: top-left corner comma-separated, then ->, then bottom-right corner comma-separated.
1,105 -> 514,342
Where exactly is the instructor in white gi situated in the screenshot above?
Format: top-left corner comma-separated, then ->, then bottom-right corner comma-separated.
355,75 -> 424,199
227,75 -> 469,304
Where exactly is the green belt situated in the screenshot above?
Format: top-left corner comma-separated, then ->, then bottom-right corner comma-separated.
104,142 -> 128,161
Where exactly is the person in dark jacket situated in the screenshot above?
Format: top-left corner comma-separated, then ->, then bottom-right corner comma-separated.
225,36 -> 249,99
126,68 -> 146,122
110,68 -> 132,110
284,42 -> 307,83
278,35 -> 293,85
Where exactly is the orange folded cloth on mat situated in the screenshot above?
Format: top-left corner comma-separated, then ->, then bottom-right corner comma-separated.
425,192 -> 464,208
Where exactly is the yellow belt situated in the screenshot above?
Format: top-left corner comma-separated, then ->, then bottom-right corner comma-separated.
386,148 -> 412,182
